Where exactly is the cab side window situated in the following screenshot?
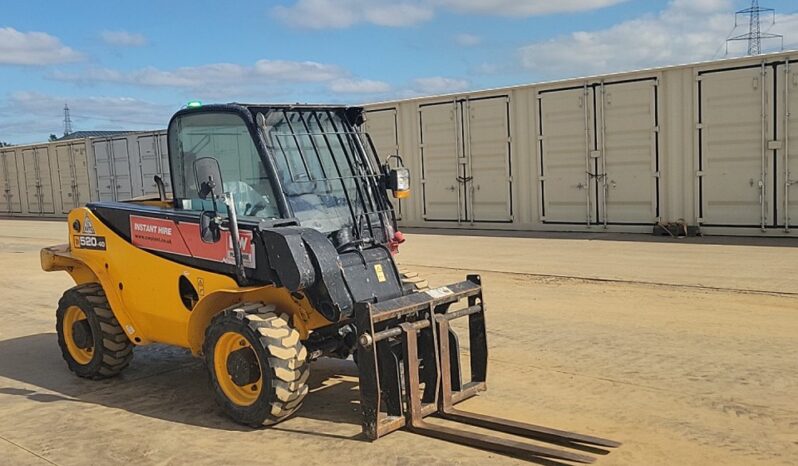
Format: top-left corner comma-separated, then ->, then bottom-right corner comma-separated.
169,112 -> 280,219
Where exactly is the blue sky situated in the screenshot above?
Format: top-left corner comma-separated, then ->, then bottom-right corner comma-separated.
1,0 -> 796,144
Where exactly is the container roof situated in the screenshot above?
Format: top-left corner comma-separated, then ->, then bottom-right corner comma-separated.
57,130 -> 135,141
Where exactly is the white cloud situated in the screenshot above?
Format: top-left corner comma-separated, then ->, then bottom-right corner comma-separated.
100,30 -> 148,47
50,59 -> 393,99
0,27 -> 83,65
274,0 -> 627,28
6,91 -> 170,123
413,77 -> 469,94
329,78 -> 392,94
436,0 -> 628,16
273,0 -> 433,29
0,92 -> 172,142
51,59 -> 348,92
474,62 -> 500,75
454,33 -> 481,47
254,59 -> 344,82
518,0 -> 798,78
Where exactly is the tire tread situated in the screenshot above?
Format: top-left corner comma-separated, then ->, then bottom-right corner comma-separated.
56,283 -> 133,380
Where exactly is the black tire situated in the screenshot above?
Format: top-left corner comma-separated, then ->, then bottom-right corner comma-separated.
204,303 -> 309,427
55,283 -> 134,379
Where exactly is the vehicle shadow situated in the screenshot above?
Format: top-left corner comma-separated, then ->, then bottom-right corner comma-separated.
0,333 -> 604,465
0,332 -> 362,437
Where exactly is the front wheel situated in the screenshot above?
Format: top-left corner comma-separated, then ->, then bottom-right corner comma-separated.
204,303 -> 309,427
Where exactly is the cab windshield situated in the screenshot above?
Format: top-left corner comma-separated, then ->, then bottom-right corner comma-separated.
258,108 -> 379,235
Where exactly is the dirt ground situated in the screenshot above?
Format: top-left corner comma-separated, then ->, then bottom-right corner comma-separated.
0,219 -> 797,465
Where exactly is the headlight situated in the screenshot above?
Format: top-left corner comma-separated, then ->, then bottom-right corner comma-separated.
391,167 -> 410,191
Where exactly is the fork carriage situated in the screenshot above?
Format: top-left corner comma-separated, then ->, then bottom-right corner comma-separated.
356,275 -> 620,464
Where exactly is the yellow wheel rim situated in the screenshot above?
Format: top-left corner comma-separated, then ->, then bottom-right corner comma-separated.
63,306 -> 94,365
213,332 -> 263,407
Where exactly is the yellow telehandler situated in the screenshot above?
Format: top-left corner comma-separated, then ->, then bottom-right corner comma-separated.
42,103 -> 619,463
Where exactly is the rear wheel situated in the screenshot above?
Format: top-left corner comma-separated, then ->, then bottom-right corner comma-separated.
55,283 -> 133,379
204,303 -> 309,427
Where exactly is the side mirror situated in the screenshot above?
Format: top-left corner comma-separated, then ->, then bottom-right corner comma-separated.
200,211 -> 221,243
194,157 -> 224,200
195,157 -> 223,244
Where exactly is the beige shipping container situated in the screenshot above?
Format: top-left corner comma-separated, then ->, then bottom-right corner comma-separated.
364,51 -> 798,236
0,130 -> 169,219
6,141 -> 89,218
90,132 -> 170,202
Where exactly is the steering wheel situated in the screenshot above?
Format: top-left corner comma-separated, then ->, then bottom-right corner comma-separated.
247,200 -> 272,217
285,172 -> 320,196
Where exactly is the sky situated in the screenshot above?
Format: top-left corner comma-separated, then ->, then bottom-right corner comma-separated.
0,0 -> 796,144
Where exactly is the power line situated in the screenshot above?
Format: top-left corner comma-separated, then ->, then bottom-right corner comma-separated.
726,0 -> 783,55
714,24 -> 741,59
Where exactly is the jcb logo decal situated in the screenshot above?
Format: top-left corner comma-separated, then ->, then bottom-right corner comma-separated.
74,235 -> 107,251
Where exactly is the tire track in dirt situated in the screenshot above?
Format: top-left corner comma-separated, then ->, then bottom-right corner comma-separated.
402,262 -> 798,297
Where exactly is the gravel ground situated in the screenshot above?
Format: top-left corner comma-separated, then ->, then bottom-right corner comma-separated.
0,219 -> 796,465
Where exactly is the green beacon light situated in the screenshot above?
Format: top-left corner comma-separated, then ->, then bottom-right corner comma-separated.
186,100 -> 203,108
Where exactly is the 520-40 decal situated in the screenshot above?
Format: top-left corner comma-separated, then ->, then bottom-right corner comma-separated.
73,234 -> 107,251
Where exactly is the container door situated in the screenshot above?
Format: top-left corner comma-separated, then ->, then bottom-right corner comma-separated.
1,150 -> 22,213
598,80 -> 659,224
71,143 -> 91,206
138,135 -> 161,196
111,138 -> 133,200
777,62 -> 798,229
93,140 -> 115,201
0,151 -> 8,213
21,148 -> 40,213
55,144 -> 77,213
364,109 -> 402,217
157,133 -> 172,193
8,152 -> 22,213
699,66 -> 774,227
538,86 -> 597,224
420,102 -> 464,221
465,97 -> 512,222
365,109 -> 399,162
36,147 -> 55,214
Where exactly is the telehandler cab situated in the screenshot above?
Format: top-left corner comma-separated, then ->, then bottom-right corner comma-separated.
42,103 -> 619,463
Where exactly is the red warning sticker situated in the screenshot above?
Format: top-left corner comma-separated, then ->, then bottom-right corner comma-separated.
178,222 -> 256,268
